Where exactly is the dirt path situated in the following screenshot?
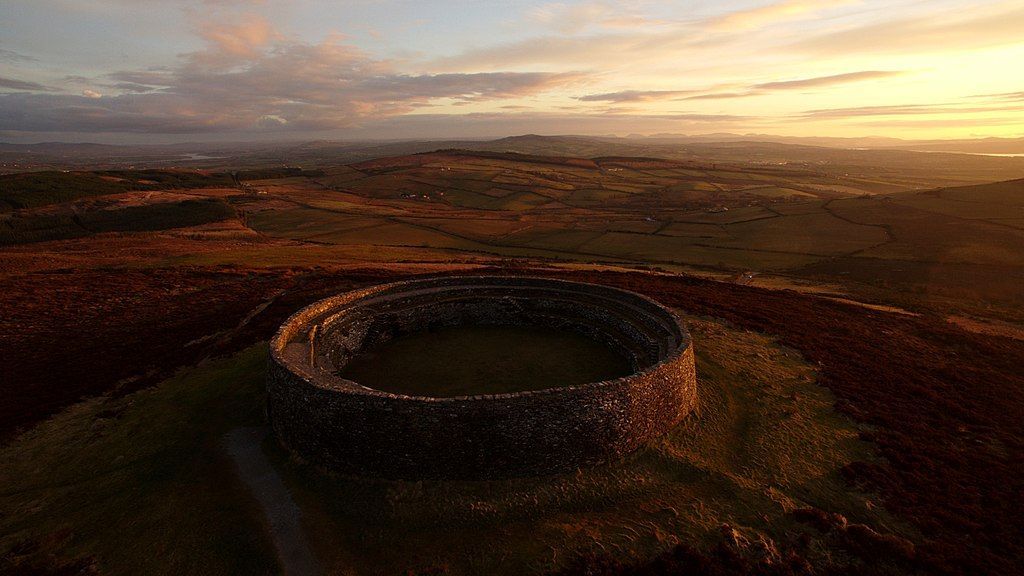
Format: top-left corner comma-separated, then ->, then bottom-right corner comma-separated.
223,427 -> 321,576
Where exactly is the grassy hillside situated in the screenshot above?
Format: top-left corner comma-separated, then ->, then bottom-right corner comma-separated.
0,320 -> 903,576
0,198 -> 236,245
4,267 -> 1023,575
230,156 -> 1024,320
0,172 -> 136,211
0,346 -> 278,575
0,170 -> 235,211
3,154 -> 1011,317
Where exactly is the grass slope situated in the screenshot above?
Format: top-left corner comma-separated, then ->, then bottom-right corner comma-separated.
0,170 -> 236,212
556,270 -> 1024,575
0,199 -> 237,246
0,346 -> 278,576
0,317 -> 901,576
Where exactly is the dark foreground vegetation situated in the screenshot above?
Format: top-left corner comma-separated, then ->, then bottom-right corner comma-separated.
1,266 -> 1021,575
0,170 -> 236,211
0,199 -> 235,245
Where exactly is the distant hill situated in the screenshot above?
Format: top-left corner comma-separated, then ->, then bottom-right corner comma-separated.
4,134 -> 1024,188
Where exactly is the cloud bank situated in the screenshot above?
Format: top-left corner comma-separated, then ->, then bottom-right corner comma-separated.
577,71 -> 903,103
3,0 -> 1024,140
0,16 -> 584,134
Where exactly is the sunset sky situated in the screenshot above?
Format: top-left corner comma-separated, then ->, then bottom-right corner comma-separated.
2,0 -> 1023,143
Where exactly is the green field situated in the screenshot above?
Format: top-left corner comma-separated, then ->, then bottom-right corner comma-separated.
3,153 -> 1014,322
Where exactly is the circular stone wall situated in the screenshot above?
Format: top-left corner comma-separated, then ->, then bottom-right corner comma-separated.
267,276 -> 697,479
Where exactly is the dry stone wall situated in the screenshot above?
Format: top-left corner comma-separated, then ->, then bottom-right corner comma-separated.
267,276 -> 697,479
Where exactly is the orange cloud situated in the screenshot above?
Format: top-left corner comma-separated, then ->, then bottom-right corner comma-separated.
196,14 -> 279,58
0,30 -> 587,134
711,0 -> 857,31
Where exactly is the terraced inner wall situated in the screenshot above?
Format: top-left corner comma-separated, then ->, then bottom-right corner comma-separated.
268,276 -> 697,479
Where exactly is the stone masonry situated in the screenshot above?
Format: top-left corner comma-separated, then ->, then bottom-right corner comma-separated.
267,276 -> 697,479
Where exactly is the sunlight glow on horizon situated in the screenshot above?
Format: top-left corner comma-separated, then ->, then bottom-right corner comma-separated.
2,0 -> 1024,143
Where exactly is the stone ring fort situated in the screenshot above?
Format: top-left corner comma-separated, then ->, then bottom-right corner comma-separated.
268,276 -> 697,479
